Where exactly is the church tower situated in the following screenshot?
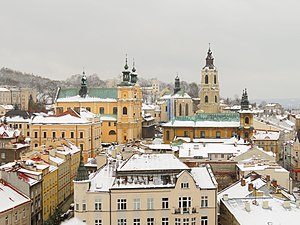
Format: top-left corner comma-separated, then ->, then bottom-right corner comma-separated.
198,46 -> 221,113
239,89 -> 254,142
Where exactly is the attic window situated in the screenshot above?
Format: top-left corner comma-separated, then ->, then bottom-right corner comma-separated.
181,182 -> 189,189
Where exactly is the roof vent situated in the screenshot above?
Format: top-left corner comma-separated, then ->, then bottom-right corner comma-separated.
283,200 -> 291,209
223,194 -> 228,201
262,200 -> 269,209
245,201 -> 251,212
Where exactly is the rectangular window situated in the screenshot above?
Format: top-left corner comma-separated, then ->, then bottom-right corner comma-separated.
108,122 -> 111,126
192,217 -> 196,225
201,216 -> 208,225
80,132 -> 83,138
117,199 -> 127,210
133,219 -> 140,225
71,132 -> 74,138
175,218 -> 180,225
95,199 -> 101,211
34,132 -> 38,138
19,124 -> 22,129
147,218 -> 154,225
133,198 -> 140,210
1,153 -> 5,159
181,182 -> 189,189
80,144 -> 84,151
95,219 -> 102,225
62,132 -> 65,138
114,122 -> 117,126
162,218 -> 169,225
100,107 -> 104,114
183,218 -> 189,225
200,131 -> 205,138
52,132 -> 56,138
43,132 -> 47,138
118,219 -> 126,225
162,198 -> 169,209
147,198 -> 154,210
179,197 -> 192,213
184,131 -> 189,137
165,106 -> 168,112
82,200 -> 86,211
75,204 -> 79,211
201,196 -> 208,207
216,131 -> 221,138
86,107 -> 91,112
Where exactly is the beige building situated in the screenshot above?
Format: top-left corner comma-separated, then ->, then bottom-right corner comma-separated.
0,104 -> 13,116
159,76 -> 194,122
0,179 -> 31,225
74,154 -> 218,225
198,48 -> 220,113
0,87 -> 37,110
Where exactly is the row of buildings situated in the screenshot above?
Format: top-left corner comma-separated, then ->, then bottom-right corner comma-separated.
0,140 -> 81,224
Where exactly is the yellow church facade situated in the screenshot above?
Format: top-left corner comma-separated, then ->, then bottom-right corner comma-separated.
55,60 -> 143,144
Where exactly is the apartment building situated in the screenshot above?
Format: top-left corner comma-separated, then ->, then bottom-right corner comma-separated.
74,154 -> 218,225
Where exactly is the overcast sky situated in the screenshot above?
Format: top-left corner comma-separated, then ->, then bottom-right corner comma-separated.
0,0 -> 299,100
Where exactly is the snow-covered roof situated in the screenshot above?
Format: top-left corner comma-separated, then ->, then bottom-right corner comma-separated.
57,95 -> 117,103
50,156 -> 65,165
5,115 -> 31,123
164,120 -> 240,128
31,114 -> 91,124
0,88 -> 10,92
0,181 -> 31,213
118,154 -> 189,172
0,105 -> 14,110
253,130 -> 280,141
190,167 -> 217,189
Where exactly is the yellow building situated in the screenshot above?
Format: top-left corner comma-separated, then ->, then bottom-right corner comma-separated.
74,154 -> 218,225
198,47 -> 221,113
19,157 -> 58,221
30,108 -> 101,163
55,60 -> 142,144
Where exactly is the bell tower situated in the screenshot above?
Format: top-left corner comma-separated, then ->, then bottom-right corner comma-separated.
198,46 -> 220,113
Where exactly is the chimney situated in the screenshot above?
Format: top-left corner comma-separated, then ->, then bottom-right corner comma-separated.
262,200 -> 269,209
245,201 -> 251,212
248,183 -> 254,191
241,178 -> 246,186
271,179 -> 278,188
266,175 -> 271,189
283,200 -> 291,209
223,194 -> 228,201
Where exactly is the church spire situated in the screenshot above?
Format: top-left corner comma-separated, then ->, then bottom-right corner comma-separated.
241,88 -> 250,110
174,75 -> 181,94
122,55 -> 130,83
74,150 -> 89,181
79,70 -> 88,98
204,44 -> 214,69
130,59 -> 138,84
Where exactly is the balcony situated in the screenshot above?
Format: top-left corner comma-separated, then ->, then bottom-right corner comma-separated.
172,207 -> 198,214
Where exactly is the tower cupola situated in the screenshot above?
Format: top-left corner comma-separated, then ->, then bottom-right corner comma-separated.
204,46 -> 214,69
130,61 -> 138,84
122,57 -> 130,83
174,76 -> 181,94
79,71 -> 88,98
241,88 -> 250,110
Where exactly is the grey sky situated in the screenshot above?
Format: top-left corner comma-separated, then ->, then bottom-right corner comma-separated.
0,0 -> 299,100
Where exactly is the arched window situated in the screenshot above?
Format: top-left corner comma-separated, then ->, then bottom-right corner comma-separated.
123,107 -> 127,115
205,96 -> 209,103
185,104 -> 189,116
99,107 -> 104,114
205,75 -> 209,84
245,117 -> 249,124
215,95 -> 218,103
214,75 -> 217,84
109,130 -> 116,135
179,104 -> 182,116
113,107 -> 118,115
166,130 -> 170,141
